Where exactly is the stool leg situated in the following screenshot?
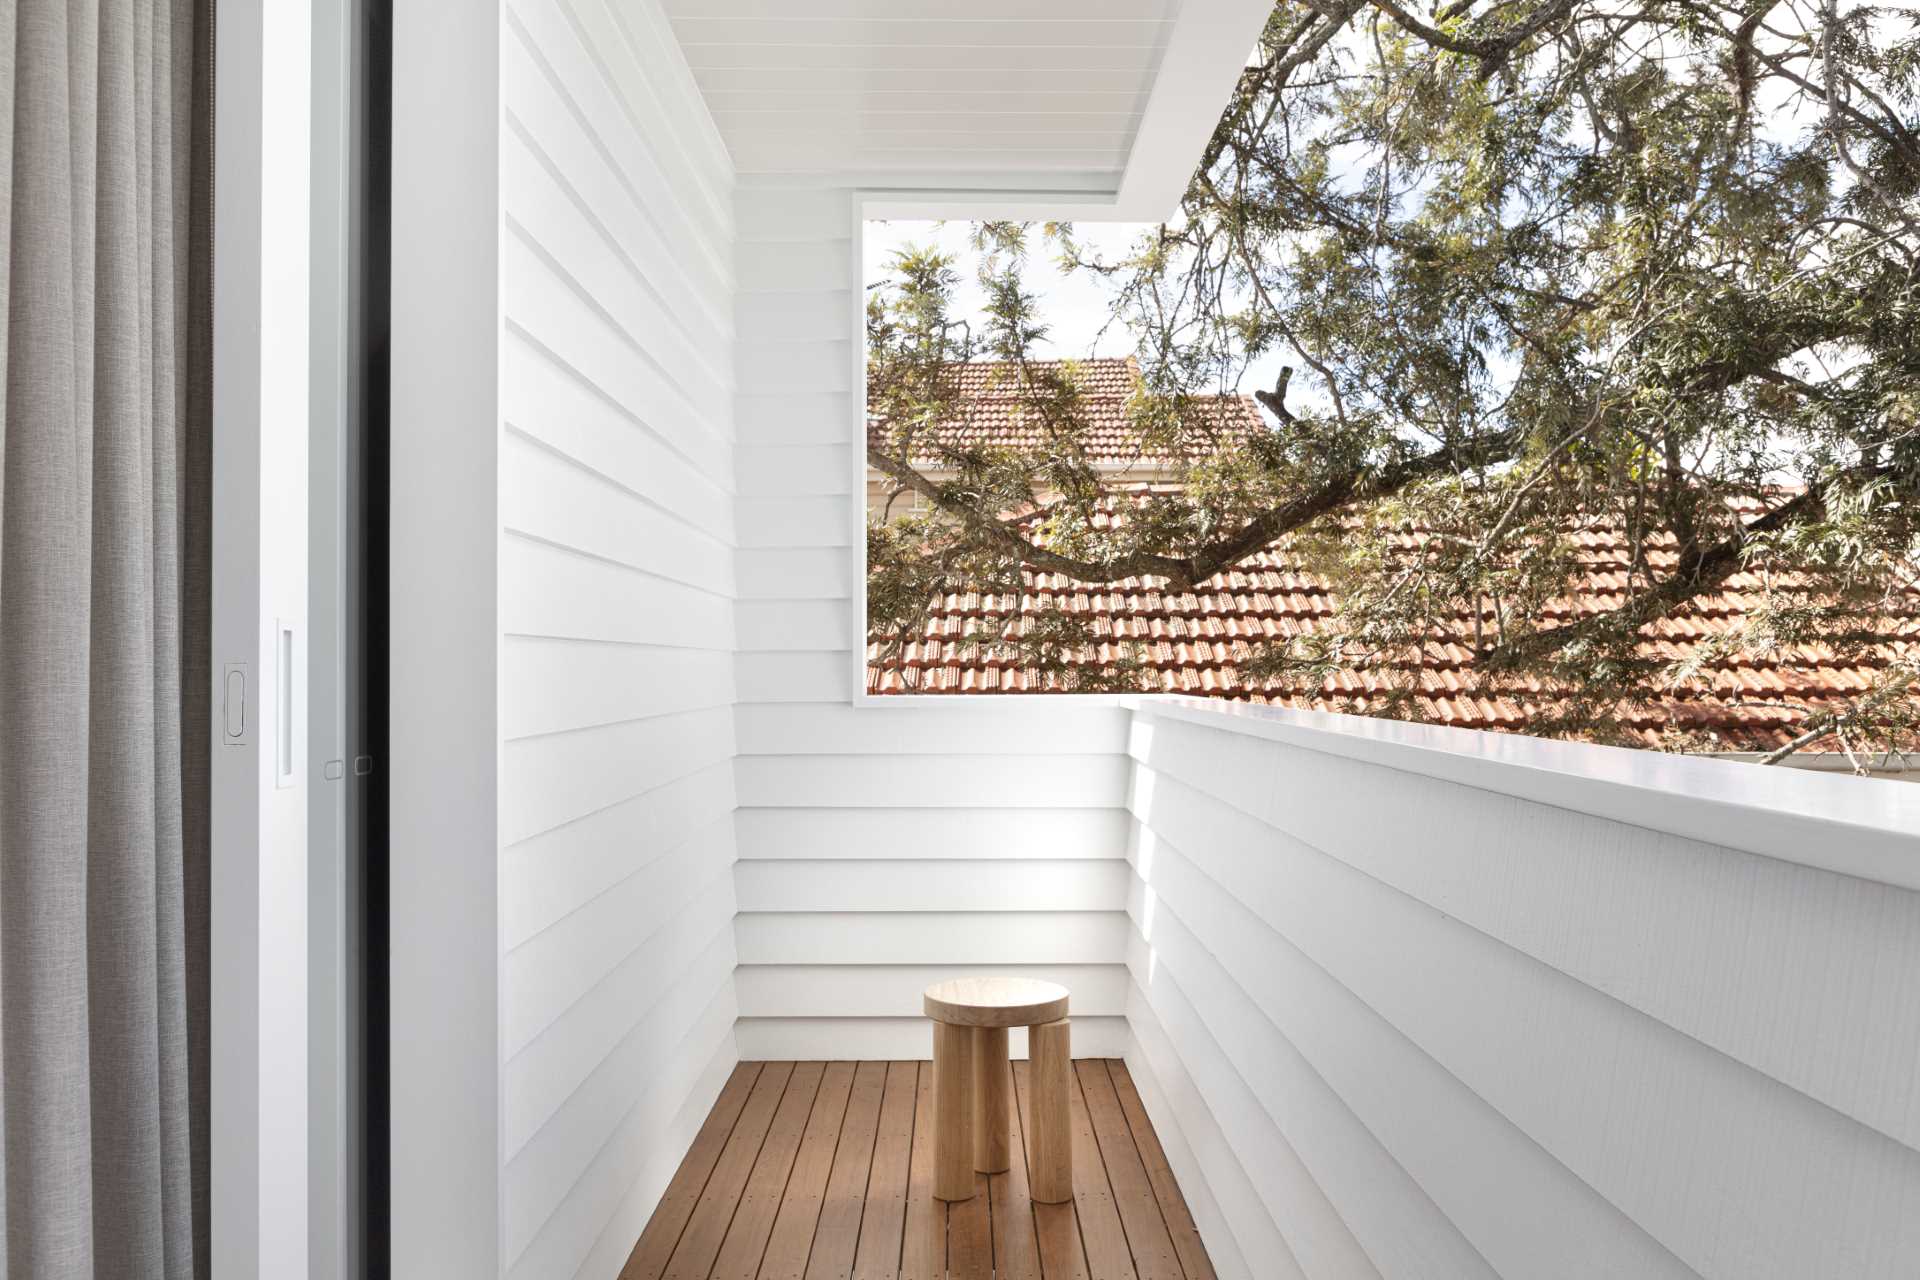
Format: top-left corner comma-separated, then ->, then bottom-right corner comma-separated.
933,1020 -> 977,1201
974,1027 -> 1011,1173
1029,1018 -> 1072,1204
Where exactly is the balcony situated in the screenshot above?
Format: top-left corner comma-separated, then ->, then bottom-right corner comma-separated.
374,2 -> 1920,1278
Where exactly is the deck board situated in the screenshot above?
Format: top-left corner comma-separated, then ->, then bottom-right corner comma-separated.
623,1063 -> 765,1280
1062,1062 -> 1138,1280
760,1063 -> 855,1280
988,1058 -> 1043,1280
711,1063 -> 825,1280
1108,1062 -> 1217,1280
899,1063 -> 942,1280
1079,1062 -> 1183,1280
1013,1061 -> 1090,1280
625,1060 -> 1216,1280
807,1060 -> 888,1279
852,1061 -> 920,1279
667,1063 -> 797,1280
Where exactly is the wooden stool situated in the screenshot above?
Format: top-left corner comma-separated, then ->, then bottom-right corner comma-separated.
923,977 -> 1072,1204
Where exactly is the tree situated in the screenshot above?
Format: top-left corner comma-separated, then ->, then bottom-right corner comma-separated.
865,0 -> 1920,761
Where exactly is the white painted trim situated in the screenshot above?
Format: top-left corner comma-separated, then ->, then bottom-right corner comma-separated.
1112,0 -> 1271,220
714,0 -> 1264,224
848,190 -> 869,710
1132,697 -> 1920,891
212,0 -> 312,1275
849,194 -> 1186,709
390,3 -> 503,1276
306,0 -> 361,1272
842,0 -> 1268,699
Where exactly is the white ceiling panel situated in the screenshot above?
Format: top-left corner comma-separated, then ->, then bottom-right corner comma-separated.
662,0 -> 1272,218
664,5 -> 1183,183
662,0 -> 1184,25
670,18 -> 1175,47
690,65 -> 1159,95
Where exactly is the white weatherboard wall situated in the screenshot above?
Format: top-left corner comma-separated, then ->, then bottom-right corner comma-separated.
1124,699 -> 1920,1280
731,181 -> 1134,1061
498,2 -> 739,1278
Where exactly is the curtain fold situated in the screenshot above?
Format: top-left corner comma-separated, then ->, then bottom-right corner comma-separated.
0,0 -> 213,1276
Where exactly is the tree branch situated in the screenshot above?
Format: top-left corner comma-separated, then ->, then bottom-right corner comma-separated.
1757,665 -> 1920,765
1479,485 -> 1831,671
872,421 -> 1533,590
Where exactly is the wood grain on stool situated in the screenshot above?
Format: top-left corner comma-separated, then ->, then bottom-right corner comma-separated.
973,1027 -> 1011,1173
932,1020 -> 976,1201
1027,1019 -> 1073,1204
923,976 -> 1069,1027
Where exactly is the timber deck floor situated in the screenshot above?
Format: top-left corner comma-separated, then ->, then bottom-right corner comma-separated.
620,1059 -> 1218,1280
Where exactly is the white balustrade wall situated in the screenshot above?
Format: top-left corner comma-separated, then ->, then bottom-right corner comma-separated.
1124,699 -> 1920,1280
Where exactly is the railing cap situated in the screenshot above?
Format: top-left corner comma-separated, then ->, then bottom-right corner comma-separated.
1127,696 -> 1920,892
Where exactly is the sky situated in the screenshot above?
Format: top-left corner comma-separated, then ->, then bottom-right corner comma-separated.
862,219 -> 1297,409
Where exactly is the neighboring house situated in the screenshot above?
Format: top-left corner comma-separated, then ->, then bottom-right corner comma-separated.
866,360 -> 1920,767
865,356 -> 1264,512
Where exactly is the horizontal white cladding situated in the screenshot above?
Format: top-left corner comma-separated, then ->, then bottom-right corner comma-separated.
736,700 -> 1132,755
737,496 -> 850,549
535,1034 -> 737,1280
733,651 -> 854,704
503,970 -> 737,1275
501,770 -> 735,950
727,180 -> 1151,1108
498,2 -> 741,1277
736,240 -> 851,296
503,229 -> 732,483
733,963 -> 1128,1019
1140,737 -> 1920,1151
736,911 -> 1131,966
501,535 -> 734,652
1123,993 -> 1268,1280
504,920 -> 736,1160
735,752 -> 1130,809
503,329 -> 733,538
501,707 -> 734,846
1127,698 -> 1920,1280
734,603 -> 848,651
504,859 -> 735,1061
501,432 -> 736,595
500,637 -> 735,740
736,548 -> 849,600
730,185 -> 850,242
734,857 -> 1129,913
734,806 -> 1130,861
736,445 -> 852,497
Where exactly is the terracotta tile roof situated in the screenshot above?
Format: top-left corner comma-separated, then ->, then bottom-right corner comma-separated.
865,402 -> 1920,748
866,357 -> 1266,471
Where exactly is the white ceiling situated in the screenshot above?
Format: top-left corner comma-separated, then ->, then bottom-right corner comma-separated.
662,0 -> 1186,184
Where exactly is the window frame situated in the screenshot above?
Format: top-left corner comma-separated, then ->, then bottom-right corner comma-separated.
848,191 -> 1158,709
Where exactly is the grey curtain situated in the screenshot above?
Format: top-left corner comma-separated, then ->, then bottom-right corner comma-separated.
0,1 -> 213,1277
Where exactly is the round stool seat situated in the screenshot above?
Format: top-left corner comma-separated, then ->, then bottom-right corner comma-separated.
923,977 -> 1069,1028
